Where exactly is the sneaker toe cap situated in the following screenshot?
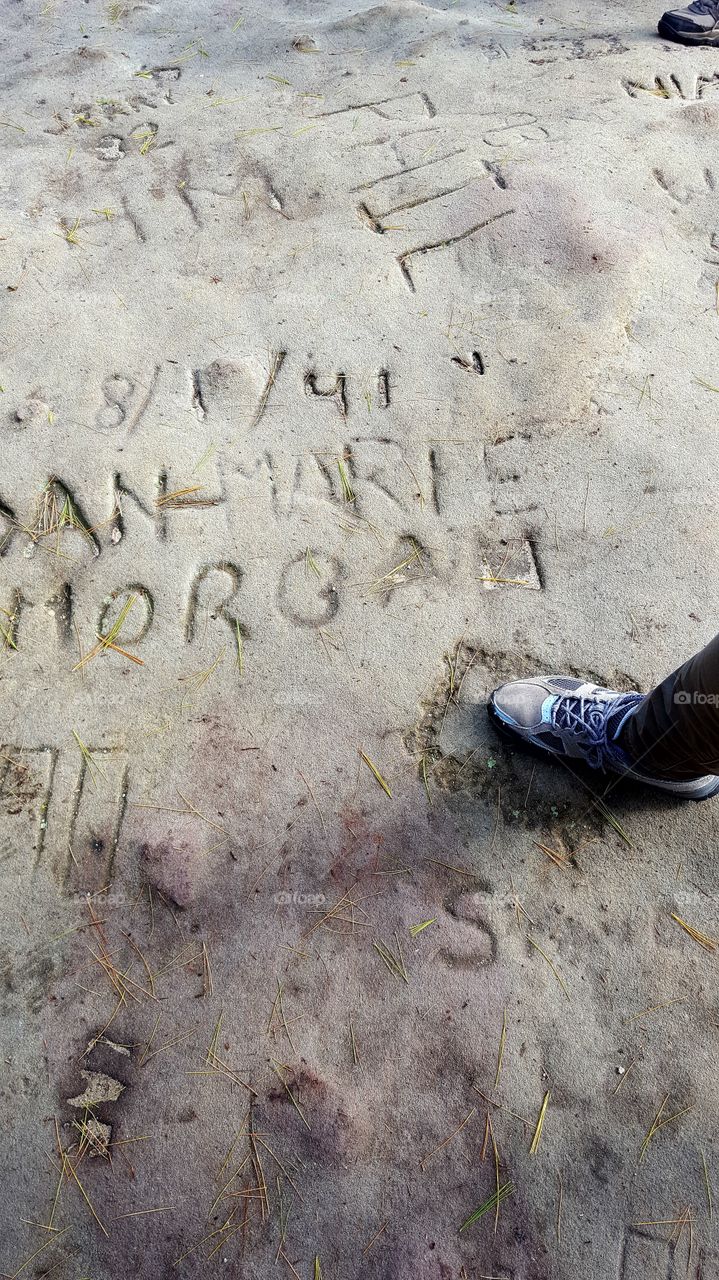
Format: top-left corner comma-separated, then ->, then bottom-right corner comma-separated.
491,679 -> 550,731
660,10 -> 708,29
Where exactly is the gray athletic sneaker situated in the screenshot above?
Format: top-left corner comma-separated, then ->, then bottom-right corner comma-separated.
658,0 -> 719,44
489,675 -> 719,800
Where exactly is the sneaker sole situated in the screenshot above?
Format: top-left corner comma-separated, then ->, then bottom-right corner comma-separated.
487,700 -> 719,801
657,17 -> 719,43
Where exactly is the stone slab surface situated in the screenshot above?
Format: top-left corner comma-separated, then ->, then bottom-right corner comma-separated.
2,1 -> 719,1277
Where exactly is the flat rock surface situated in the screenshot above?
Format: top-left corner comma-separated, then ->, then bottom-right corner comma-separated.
2,1 -> 719,1277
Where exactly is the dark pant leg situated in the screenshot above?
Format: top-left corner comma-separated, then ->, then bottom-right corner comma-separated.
620,631 -> 719,779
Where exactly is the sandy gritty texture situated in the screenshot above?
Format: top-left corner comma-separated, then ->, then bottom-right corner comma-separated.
2,0 -> 719,1276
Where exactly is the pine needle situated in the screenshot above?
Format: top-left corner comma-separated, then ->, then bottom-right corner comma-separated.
349,1016 -> 359,1066
593,794 -> 633,847
57,216 -> 82,246
671,912 -> 717,952
73,593 -> 138,670
111,1205 -> 171,1220
703,1150 -> 713,1220
71,729 -> 106,786
373,934 -> 408,983
305,547 -> 321,578
529,1091 -> 549,1155
270,1060 -> 310,1130
494,1008 -> 507,1088
639,1094 -> 694,1162
528,936 -> 570,1001
359,749 -> 392,797
534,839 -> 570,869
65,1154 -> 109,1236
419,1107 -> 475,1171
179,647 -> 225,699
156,485 -> 218,509
0,609 -> 17,650
490,1117 -> 501,1233
459,1183 -> 513,1232
4,1227 -> 70,1279
337,459 -> 355,503
362,1221 -> 387,1255
409,919 -> 436,938
421,752 -> 432,804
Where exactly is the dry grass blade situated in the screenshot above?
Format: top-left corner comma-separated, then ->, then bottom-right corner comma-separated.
297,769 -> 327,836
627,997 -> 684,1021
57,216 -> 82,245
476,574 -> 530,586
198,1049 -> 258,1097
490,1117 -> 501,1233
267,978 -> 297,1053
592,793 -> 633,847
206,1011 -> 223,1064
202,942 -> 213,997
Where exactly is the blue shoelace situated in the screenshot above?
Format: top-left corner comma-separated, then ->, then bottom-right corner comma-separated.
550,693 -> 641,770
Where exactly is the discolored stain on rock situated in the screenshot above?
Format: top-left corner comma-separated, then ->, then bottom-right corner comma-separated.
437,889 -> 497,968
140,839 -> 208,909
262,1065 -> 365,1166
